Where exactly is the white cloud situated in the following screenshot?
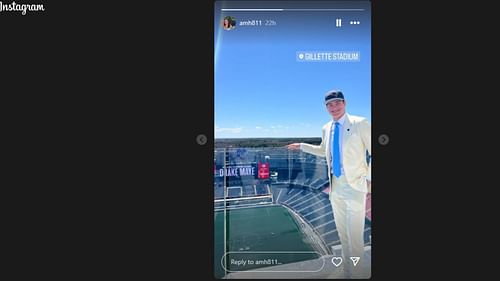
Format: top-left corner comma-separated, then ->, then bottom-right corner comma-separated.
216,127 -> 243,134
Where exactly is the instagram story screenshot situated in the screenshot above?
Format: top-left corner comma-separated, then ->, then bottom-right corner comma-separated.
214,0 -> 371,279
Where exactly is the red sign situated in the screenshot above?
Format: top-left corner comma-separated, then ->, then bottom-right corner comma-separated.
258,161 -> 270,179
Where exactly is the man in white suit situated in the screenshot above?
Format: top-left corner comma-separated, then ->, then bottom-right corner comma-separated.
287,90 -> 371,278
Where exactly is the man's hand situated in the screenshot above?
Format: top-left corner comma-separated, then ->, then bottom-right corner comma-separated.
286,143 -> 301,150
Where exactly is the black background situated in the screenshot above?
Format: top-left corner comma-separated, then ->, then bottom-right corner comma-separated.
1,0 -> 497,279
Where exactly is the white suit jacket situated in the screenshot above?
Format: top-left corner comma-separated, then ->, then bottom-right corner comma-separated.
301,113 -> 371,193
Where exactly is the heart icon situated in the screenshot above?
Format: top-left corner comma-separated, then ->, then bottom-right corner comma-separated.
331,257 -> 343,267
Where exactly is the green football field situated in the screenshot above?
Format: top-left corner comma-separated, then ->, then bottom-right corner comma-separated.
214,205 -> 319,279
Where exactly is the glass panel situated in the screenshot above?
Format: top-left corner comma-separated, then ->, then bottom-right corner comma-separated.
214,147 -> 371,278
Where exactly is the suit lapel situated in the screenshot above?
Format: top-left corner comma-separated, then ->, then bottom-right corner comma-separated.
325,120 -> 333,163
343,113 -> 353,148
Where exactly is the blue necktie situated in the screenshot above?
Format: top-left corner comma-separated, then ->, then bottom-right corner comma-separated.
332,122 -> 341,177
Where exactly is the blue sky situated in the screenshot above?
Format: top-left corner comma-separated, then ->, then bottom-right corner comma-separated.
215,1 -> 371,138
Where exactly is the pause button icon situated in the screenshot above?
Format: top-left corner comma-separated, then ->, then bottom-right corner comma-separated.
336,18 -> 342,27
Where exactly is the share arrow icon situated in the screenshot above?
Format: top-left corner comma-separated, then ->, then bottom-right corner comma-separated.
350,257 -> 360,266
